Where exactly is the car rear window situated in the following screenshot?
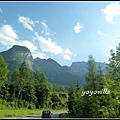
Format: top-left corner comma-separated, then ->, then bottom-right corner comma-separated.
43,111 -> 51,115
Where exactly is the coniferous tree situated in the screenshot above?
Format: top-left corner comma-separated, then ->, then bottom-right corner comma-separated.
105,43 -> 120,117
82,55 -> 99,118
76,79 -> 80,91
34,71 -> 49,108
19,62 -> 31,101
67,85 -> 76,117
10,69 -> 21,101
74,79 -> 83,118
84,54 -> 97,90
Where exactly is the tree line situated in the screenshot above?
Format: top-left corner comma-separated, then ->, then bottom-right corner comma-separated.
0,59 -> 68,110
67,43 -> 120,118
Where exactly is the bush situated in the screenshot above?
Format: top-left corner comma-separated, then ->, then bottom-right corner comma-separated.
28,103 -> 36,109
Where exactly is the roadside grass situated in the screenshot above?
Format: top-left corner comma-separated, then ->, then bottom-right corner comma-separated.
0,108 -> 68,118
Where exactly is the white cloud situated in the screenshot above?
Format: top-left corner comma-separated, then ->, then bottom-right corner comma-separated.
0,24 -> 37,52
64,49 -> 72,55
32,52 -> 47,59
0,33 -> 16,47
105,53 -> 112,64
37,35 -> 63,55
15,41 -> 37,53
0,23 -> 74,61
63,54 -> 71,60
0,24 -> 18,39
102,2 -> 120,23
0,25 -> 18,48
35,32 -> 73,60
97,28 -> 107,39
98,30 -> 104,39
98,30 -> 103,36
41,21 -> 47,28
62,49 -> 73,60
105,53 -> 112,59
35,20 -> 40,24
18,16 -> 35,31
74,22 -> 83,33
41,20 -> 56,36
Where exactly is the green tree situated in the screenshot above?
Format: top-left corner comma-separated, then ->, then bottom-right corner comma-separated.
0,55 -> 9,90
0,55 -> 9,106
75,79 -> 80,91
74,88 -> 84,118
10,62 -> 32,108
0,82 -> 9,100
10,69 -> 21,101
82,55 -> 99,118
34,71 -> 49,108
25,78 -> 37,103
67,85 -> 76,117
19,62 -> 31,101
105,43 -> 120,117
73,80 -> 84,118
84,54 -> 97,90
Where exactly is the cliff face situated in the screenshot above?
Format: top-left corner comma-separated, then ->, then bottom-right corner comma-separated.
0,45 -> 34,71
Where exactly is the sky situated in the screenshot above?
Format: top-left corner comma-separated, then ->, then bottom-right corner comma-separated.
0,1 -> 120,66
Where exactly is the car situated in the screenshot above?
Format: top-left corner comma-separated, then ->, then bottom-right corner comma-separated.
41,110 -> 52,118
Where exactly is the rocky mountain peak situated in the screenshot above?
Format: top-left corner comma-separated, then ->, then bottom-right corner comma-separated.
0,45 -> 33,71
8,45 -> 30,53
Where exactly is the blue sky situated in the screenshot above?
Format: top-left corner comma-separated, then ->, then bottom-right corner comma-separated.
0,1 -> 120,66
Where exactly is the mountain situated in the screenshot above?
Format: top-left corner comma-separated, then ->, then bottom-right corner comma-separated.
0,45 -> 34,71
34,57 -> 80,86
70,61 -> 108,77
0,45 -> 108,86
0,45 -> 80,86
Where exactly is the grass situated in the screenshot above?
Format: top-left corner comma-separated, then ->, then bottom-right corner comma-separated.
0,108 -> 68,118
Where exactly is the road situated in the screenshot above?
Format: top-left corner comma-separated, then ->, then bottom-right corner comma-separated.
2,112 -> 67,119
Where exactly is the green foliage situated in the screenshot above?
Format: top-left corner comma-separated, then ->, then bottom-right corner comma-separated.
34,71 -> 49,108
105,43 -> 120,117
67,85 -> 76,117
84,54 -> 97,90
0,55 -> 9,89
66,45 -> 120,118
0,55 -> 68,112
0,83 -> 10,100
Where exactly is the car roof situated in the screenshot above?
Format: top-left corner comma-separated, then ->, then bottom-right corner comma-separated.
42,110 -> 51,112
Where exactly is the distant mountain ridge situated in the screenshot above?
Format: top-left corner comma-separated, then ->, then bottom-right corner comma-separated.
34,57 -> 78,86
70,61 -> 107,77
0,45 -> 108,86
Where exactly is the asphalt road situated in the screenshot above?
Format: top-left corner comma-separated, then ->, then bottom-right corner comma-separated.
2,112 -> 67,119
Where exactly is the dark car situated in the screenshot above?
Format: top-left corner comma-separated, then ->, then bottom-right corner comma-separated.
41,110 -> 52,118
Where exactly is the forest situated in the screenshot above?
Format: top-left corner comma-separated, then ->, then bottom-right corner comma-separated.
1,43 -> 120,118
0,59 -> 68,110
